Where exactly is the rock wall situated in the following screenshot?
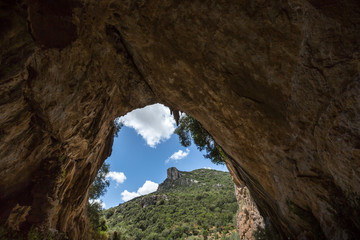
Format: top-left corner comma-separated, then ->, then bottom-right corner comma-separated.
226,161 -> 266,239
0,1 -> 156,238
235,184 -> 265,240
0,0 -> 359,239
157,167 -> 199,191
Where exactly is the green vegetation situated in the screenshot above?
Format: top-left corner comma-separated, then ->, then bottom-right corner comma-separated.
103,169 -> 240,239
0,226 -> 55,240
87,162 -> 110,239
114,118 -> 124,138
89,162 -> 110,201
174,116 -> 226,165
27,227 -> 42,240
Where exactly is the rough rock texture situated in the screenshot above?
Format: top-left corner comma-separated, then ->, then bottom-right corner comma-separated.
226,161 -> 265,239
167,167 -> 182,181
157,167 -> 198,191
0,1 -> 156,238
0,0 -> 359,239
236,185 -> 265,240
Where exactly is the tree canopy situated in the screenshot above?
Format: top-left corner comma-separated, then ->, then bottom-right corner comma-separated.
174,115 -> 226,165
88,162 -> 110,234
89,162 -> 110,200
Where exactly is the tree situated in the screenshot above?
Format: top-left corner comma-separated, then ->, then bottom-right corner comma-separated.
88,162 -> 110,229
88,200 -> 103,229
89,162 -> 110,200
114,118 -> 124,138
112,231 -> 120,240
174,115 -> 226,164
203,229 -> 209,239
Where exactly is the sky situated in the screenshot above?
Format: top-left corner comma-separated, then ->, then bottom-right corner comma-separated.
100,104 -> 228,209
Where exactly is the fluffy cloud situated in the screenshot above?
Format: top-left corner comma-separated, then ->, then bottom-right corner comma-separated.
137,180 -> 159,195
107,171 -> 126,186
121,190 -> 141,202
203,167 -> 212,170
119,104 -> 176,148
166,148 -> 190,163
121,180 -> 159,202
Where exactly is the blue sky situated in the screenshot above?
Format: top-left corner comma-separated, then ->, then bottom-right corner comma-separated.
99,104 -> 228,209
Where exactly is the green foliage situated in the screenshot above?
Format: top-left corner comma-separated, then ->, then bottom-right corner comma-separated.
114,118 -> 124,138
112,231 -> 120,240
61,168 -> 66,183
99,231 -> 109,240
88,162 -> 110,234
27,227 -> 41,240
174,115 -> 225,165
89,163 -> 110,200
0,226 -> 57,240
88,200 -> 103,229
202,229 -> 209,239
227,231 -> 241,240
103,169 -> 238,239
27,226 -> 55,240
98,217 -> 109,232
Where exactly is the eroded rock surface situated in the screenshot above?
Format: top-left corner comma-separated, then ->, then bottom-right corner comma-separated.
157,167 -> 199,191
226,161 -> 265,239
0,0 -> 359,239
167,167 -> 182,181
236,185 -> 265,240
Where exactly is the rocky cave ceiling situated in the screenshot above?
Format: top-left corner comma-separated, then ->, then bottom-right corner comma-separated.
0,0 -> 359,239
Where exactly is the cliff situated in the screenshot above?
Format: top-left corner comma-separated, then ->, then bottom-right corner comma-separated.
0,0 -> 359,239
157,167 -> 200,191
166,167 -> 183,181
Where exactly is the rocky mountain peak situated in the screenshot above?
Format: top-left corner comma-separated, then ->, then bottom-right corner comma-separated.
158,168 -> 200,192
167,167 -> 182,180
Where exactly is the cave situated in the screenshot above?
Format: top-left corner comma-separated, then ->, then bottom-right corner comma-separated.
0,0 -> 359,239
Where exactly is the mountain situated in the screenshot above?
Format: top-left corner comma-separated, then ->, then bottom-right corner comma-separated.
103,168 -> 240,240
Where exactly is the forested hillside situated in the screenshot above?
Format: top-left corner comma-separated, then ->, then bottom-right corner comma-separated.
103,168 -> 240,240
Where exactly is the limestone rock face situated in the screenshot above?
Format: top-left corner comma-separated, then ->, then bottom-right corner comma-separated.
157,167 -> 199,191
226,161 -> 266,239
236,186 -> 265,240
0,0 -> 359,239
167,167 -> 182,181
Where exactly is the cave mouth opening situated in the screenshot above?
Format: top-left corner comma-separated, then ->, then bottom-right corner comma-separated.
89,103 -> 237,239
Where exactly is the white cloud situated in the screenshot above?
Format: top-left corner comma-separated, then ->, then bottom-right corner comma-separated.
121,180 -> 159,202
166,148 -> 190,163
203,167 -> 212,169
107,171 -> 126,186
119,104 -> 176,148
121,190 -> 141,202
137,180 -> 159,195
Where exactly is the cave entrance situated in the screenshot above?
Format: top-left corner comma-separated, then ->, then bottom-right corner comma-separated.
102,103 -> 228,207
91,103 -> 237,239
